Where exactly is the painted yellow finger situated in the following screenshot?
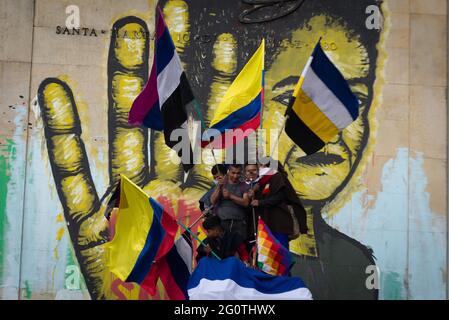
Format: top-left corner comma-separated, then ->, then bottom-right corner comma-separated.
108,16 -> 150,186
206,33 -> 238,165
163,0 -> 189,56
38,78 -> 101,227
185,32 -> 238,184
38,78 -> 109,299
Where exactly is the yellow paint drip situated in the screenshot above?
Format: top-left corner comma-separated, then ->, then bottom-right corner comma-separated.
56,227 -> 65,241
56,213 -> 64,223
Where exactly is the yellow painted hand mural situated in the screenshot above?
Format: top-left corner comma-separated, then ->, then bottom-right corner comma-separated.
37,11 -> 206,299
37,0 -> 385,300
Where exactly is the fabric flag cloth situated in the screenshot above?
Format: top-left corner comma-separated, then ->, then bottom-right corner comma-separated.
188,257 -> 312,300
105,174 -> 178,288
244,167 -> 276,186
285,40 -> 360,155
128,7 -> 194,172
257,216 -> 294,276
257,166 -> 277,187
201,40 -> 265,149
142,231 -> 193,299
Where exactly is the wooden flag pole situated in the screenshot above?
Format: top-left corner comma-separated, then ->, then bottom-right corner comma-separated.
251,207 -> 259,268
248,179 -> 259,268
250,39 -> 265,269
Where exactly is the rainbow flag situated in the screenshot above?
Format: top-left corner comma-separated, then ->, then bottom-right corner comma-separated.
257,216 -> 293,276
201,40 -> 265,149
105,175 -> 178,289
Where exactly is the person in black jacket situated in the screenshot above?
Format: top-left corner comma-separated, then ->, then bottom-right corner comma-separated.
246,159 -> 308,250
196,215 -> 249,264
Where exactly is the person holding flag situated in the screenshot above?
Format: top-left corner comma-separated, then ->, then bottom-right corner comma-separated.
248,159 -> 307,251
209,164 -> 250,240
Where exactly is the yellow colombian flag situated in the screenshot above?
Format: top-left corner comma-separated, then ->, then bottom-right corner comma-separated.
105,174 -> 157,281
202,39 -> 265,148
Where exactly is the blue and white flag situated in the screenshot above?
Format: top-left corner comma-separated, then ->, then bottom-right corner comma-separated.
188,257 -> 312,300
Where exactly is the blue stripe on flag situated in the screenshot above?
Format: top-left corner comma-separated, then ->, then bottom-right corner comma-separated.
126,199 -> 165,284
142,100 -> 164,130
156,27 -> 176,74
310,44 -> 359,120
188,257 -> 307,295
206,93 -> 262,137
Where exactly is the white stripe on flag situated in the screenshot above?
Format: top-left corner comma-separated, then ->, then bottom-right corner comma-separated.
175,236 -> 193,274
302,68 -> 354,130
157,53 -> 183,108
188,279 -> 313,300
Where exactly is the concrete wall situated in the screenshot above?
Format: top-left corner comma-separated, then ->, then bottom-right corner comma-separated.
0,0 -> 447,299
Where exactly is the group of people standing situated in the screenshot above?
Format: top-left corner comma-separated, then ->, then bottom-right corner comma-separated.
196,159 -> 308,268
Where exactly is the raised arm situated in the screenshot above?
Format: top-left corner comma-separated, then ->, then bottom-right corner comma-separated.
210,185 -> 222,206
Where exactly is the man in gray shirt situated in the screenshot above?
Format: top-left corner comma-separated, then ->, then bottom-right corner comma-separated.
209,164 -> 250,240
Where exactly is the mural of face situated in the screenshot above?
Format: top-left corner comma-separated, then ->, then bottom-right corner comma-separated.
176,1 -> 379,206
35,0 -> 384,300
265,21 -> 372,204
164,0 -> 383,299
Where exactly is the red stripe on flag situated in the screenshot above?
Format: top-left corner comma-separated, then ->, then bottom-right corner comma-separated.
202,112 -> 261,149
154,196 -> 178,260
157,258 -> 187,300
140,262 -> 159,296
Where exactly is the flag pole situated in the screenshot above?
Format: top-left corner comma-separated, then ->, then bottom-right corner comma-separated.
188,204 -> 214,229
251,205 -> 258,267
178,219 -> 222,260
252,216 -> 261,268
248,179 -> 258,267
192,100 -> 220,166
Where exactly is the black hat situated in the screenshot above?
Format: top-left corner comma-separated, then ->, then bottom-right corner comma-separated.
202,214 -> 221,230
